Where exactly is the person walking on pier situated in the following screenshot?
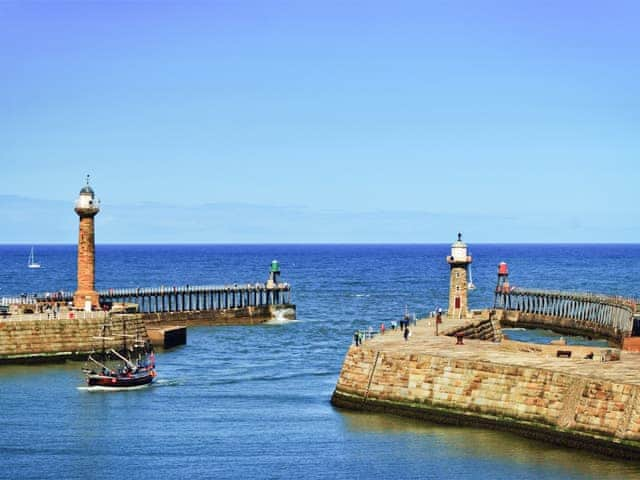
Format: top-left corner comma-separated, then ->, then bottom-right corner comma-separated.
404,326 -> 410,341
353,331 -> 360,347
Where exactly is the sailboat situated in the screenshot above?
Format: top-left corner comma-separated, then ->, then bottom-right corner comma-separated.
84,348 -> 156,389
82,316 -> 156,390
468,261 -> 476,291
28,247 -> 41,269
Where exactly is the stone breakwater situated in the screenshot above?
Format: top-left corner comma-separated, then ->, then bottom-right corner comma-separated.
0,313 -> 146,363
141,304 -> 296,327
0,304 -> 295,363
331,319 -> 640,459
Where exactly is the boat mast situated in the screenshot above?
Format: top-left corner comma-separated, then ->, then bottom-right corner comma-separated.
109,349 -> 136,369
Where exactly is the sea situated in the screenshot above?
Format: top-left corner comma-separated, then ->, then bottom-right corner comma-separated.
1,244 -> 639,480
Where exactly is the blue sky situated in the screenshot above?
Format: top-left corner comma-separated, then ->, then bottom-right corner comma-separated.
1,1 -> 638,243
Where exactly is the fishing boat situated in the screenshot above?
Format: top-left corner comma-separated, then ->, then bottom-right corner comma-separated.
83,318 -> 156,390
28,247 -> 40,269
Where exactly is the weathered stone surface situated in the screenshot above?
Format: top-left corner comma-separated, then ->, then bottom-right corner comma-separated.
74,215 -> 99,308
141,304 -> 295,327
332,317 -> 640,458
0,314 -> 146,362
0,304 -> 293,362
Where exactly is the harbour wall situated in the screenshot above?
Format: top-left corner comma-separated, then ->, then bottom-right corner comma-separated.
332,346 -> 640,459
141,304 -> 296,327
0,304 -> 295,363
0,313 -> 146,364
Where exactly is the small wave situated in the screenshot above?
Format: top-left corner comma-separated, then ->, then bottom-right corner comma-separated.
265,308 -> 297,325
503,327 -> 527,331
352,294 -> 370,298
264,317 -> 298,325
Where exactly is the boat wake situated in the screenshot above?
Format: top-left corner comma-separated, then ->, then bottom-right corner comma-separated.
153,378 -> 181,387
77,384 -> 153,393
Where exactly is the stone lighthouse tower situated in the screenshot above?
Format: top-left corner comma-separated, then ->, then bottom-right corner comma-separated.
73,176 -> 100,311
446,232 -> 472,319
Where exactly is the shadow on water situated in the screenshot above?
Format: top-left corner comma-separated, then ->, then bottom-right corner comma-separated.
339,410 -> 640,478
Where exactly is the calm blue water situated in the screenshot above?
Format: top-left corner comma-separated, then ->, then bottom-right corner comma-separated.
503,328 -> 610,347
1,244 -> 639,480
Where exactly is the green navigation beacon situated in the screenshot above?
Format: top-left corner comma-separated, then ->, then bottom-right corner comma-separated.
270,260 -> 280,274
267,260 -> 281,288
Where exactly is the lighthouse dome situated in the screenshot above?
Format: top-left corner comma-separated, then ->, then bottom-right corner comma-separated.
75,175 -> 100,215
79,185 -> 95,197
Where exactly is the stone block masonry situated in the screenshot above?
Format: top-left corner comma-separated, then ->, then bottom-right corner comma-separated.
141,304 -> 296,328
73,216 -> 99,308
332,321 -> 640,459
0,304 -> 295,362
0,313 -> 146,363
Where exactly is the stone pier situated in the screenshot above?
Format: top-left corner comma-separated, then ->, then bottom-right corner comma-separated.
0,311 -> 146,363
0,304 -> 295,363
332,315 -> 640,459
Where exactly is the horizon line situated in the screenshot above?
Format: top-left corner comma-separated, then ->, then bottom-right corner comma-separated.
1,242 -> 639,246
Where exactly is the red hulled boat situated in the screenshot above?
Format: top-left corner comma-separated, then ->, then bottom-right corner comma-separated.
83,316 -> 157,390
84,348 -> 156,388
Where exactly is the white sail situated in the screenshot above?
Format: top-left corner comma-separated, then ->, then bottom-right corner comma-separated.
28,247 -> 41,269
468,255 -> 475,290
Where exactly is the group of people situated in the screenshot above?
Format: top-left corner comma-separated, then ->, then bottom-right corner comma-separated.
37,302 -> 62,319
354,312 -> 420,346
353,307 -> 446,347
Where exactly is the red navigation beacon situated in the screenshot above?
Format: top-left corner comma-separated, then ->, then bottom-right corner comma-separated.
498,262 -> 508,276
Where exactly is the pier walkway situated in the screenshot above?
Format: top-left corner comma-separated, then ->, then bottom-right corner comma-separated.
359,315 -> 638,384
1,283 -> 292,314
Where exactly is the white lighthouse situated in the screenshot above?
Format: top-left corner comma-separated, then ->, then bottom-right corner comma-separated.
446,232 -> 472,319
